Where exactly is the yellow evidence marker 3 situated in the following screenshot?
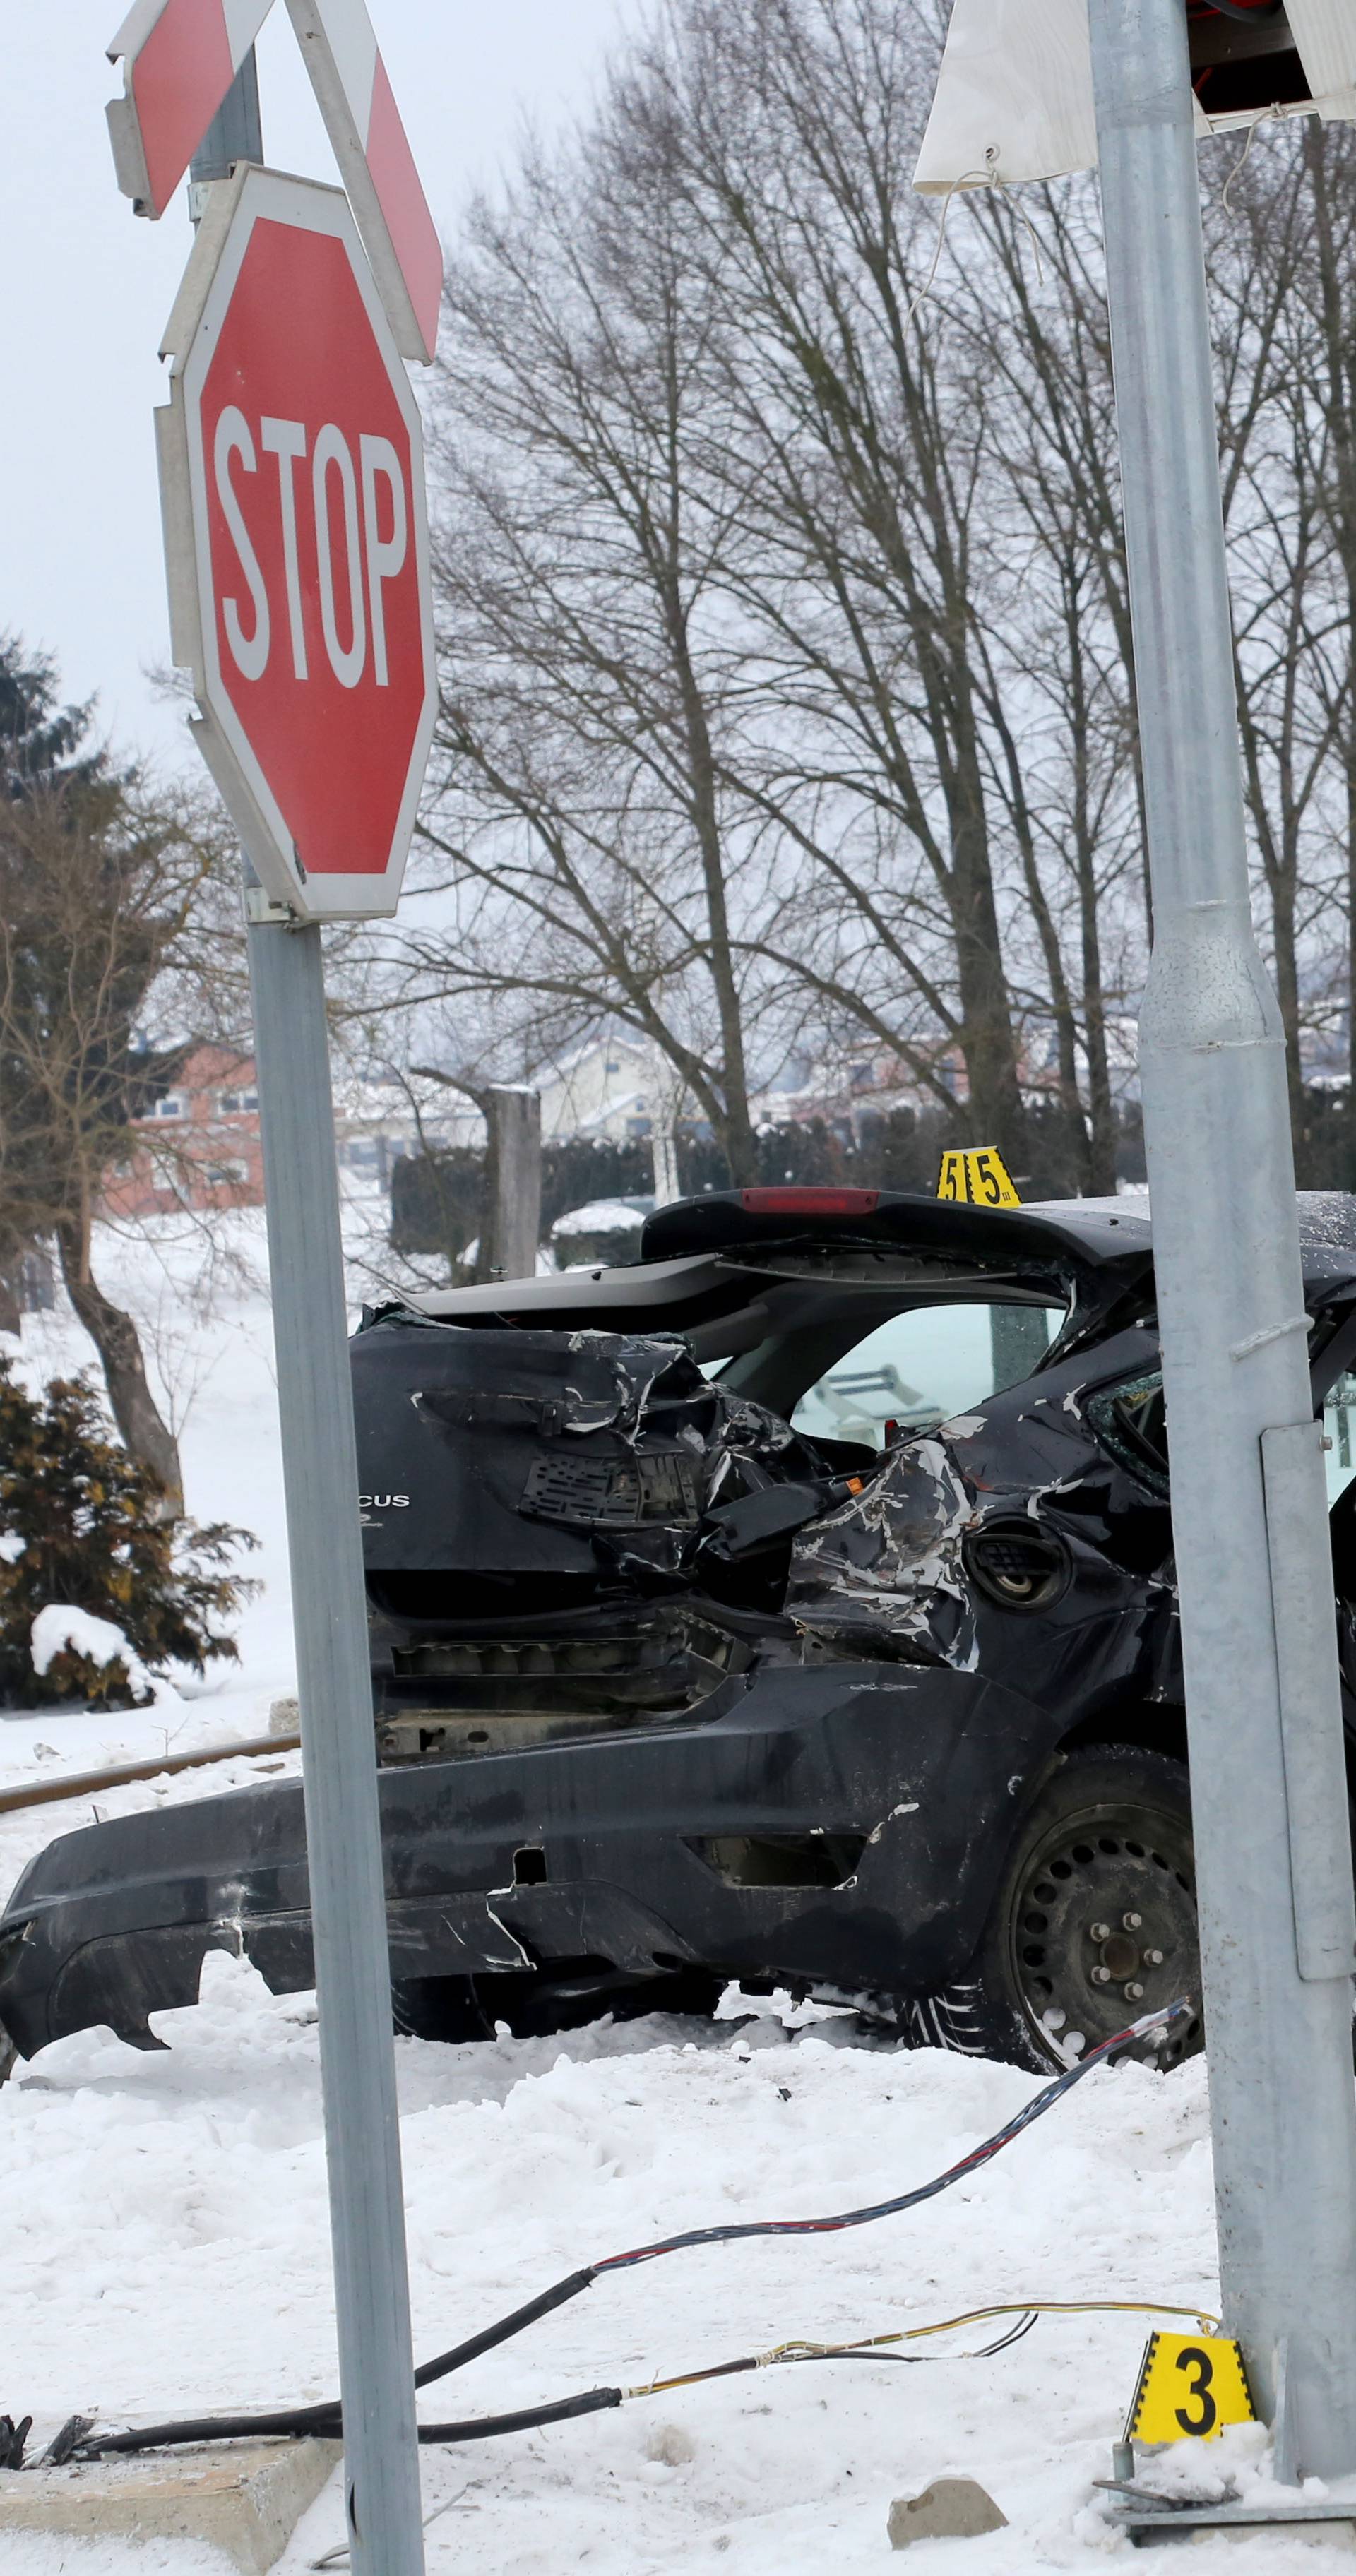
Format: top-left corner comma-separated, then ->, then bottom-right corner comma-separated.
1124,2332 -> 1256,2446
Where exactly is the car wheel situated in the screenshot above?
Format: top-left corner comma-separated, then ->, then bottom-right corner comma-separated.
909,1745 -> 1202,2075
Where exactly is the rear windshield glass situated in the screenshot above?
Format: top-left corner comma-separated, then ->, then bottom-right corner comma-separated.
720,1298 -> 1066,1453
790,1301 -> 1065,1448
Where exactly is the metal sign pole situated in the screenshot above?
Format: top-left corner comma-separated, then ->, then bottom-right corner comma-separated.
243,899 -> 425,2572
191,79 -> 426,2576
1087,0 -> 1356,2476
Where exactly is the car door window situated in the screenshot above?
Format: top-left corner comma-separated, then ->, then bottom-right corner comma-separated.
789,1302 -> 1064,1452
1085,1368 -> 1170,1493
1089,1359 -> 1356,1515
1325,1371 -> 1356,1505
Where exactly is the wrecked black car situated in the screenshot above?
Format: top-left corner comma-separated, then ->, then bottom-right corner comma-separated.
7,1185 -> 1356,2075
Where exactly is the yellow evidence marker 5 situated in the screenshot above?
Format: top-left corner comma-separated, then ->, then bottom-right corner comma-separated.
1124,2332 -> 1256,2446
936,1147 -> 1020,1207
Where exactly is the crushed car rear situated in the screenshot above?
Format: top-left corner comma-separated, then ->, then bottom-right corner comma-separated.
5,1187 -> 1353,2072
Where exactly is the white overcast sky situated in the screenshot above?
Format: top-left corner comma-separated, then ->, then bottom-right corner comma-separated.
4,1 -> 643,769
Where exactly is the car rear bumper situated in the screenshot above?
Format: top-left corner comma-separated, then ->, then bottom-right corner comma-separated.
0,1664 -> 1058,2058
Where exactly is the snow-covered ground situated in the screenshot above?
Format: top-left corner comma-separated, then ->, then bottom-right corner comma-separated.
3,1212 -> 1355,2572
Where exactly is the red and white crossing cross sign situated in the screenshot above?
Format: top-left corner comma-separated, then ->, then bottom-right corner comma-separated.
157,165 -> 436,918
106,0 -> 442,364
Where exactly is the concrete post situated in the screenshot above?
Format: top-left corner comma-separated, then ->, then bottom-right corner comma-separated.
485,1086 -> 542,1279
650,1122 -> 681,1207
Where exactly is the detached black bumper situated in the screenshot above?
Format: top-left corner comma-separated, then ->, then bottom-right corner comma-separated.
0,1665 -> 1058,2059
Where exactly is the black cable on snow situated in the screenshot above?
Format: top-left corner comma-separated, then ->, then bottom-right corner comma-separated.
84,1998 -> 1189,2459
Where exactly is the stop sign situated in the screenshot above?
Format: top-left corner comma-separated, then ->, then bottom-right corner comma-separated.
158,166 -> 436,917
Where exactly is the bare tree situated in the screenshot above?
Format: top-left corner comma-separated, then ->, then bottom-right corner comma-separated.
1300,123 -> 1356,1116
976,127 -> 1356,1162
391,97 -> 772,1181
633,0 -> 1156,1183
0,643 -> 240,1511
1192,129 -> 1350,1141
379,0 -> 1356,1196
959,181 -> 1143,1190
390,0 -> 1134,1181
628,0 -> 1041,1164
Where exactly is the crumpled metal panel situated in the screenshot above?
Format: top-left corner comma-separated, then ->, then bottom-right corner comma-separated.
352,1312 -> 816,1584
0,1662 -> 1072,2055
786,1325 -> 1180,1730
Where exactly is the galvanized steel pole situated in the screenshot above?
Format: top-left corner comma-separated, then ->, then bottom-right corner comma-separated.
1088,0 -> 1356,2474
191,73 -> 426,2576
244,910 -> 425,2572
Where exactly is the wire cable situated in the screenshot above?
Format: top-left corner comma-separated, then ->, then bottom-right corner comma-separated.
179,2296 -> 1221,2466
624,2296 -> 1220,2396
81,1998 -> 1190,2459
413,2390 -> 623,2443
624,2310 -> 1043,2397
590,1999 -> 1189,2275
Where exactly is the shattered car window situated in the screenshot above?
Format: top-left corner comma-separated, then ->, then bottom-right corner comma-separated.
1086,1368 -> 1170,1493
1326,1372 -> 1356,1504
789,1301 -> 1066,1451
1091,1359 -> 1356,1510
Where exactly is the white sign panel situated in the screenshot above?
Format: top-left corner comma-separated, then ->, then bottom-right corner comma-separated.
916,0 -> 1356,192
106,0 -> 441,362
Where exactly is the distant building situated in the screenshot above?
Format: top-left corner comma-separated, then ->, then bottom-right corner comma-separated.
535,1033 -> 665,1144
102,1049 -> 477,1218
329,1072 -> 482,1181
751,1044 -> 970,1138
753,1020 -> 1145,1138
102,1044 -> 264,1218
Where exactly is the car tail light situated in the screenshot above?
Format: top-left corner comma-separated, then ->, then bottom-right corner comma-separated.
738,1188 -> 881,1217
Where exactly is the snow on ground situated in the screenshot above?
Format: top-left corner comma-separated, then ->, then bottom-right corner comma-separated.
3,1212 -> 1355,2572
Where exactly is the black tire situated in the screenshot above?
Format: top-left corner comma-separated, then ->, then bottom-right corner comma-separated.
908,1745 -> 1201,2075
391,1966 -> 723,2045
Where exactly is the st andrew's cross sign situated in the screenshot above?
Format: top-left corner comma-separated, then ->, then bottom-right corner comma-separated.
157,164 -> 436,918
107,0 -> 441,363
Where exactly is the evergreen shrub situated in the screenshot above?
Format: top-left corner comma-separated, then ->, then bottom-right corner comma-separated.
0,1356 -> 256,1708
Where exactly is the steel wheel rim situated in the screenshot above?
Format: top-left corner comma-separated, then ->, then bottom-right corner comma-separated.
1006,1791 -> 1201,2068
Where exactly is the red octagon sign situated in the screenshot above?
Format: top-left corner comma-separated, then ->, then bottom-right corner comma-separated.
159,166 -> 435,917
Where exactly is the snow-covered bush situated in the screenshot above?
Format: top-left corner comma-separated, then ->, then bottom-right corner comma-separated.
0,1356 -> 256,1707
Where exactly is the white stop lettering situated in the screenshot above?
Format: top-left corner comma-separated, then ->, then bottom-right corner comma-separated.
213,410 -> 409,688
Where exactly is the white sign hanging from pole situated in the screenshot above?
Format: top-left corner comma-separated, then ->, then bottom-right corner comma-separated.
916,0 -> 1356,191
